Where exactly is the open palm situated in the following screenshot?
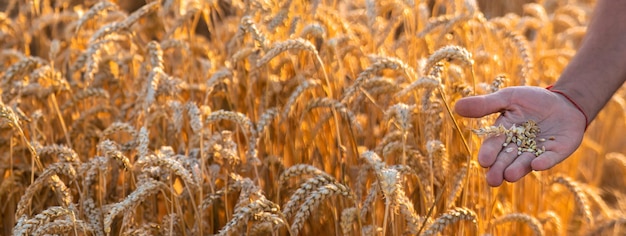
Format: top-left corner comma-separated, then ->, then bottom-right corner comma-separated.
455,86 -> 587,186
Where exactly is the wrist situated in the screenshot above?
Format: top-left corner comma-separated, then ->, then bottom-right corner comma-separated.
546,85 -> 589,130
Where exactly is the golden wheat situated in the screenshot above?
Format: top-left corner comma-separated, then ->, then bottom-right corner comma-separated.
1,0 -> 621,235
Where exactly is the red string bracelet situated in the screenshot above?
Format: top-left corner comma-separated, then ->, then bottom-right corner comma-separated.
546,85 -> 589,130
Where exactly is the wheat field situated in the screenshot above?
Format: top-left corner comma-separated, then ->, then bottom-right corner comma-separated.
1,0 -> 626,235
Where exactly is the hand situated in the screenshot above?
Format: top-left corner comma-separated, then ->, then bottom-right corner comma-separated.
454,86 -> 586,186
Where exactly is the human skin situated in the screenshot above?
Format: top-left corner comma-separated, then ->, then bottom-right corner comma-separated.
454,0 -> 626,187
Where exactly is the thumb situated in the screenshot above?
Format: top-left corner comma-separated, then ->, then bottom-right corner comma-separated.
454,89 -> 511,118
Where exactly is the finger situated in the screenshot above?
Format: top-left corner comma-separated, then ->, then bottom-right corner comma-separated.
503,152 -> 535,182
454,89 -> 511,118
478,135 -> 506,168
531,151 -> 565,171
486,143 -> 519,187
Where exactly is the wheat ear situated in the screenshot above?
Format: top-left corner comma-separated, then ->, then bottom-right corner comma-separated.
13,206 -> 72,236
550,174 -> 593,225
341,207 -> 358,235
75,1 -> 119,34
103,178 -> 167,234
421,208 -> 478,236
290,182 -> 352,236
33,219 -> 92,235
342,56 -> 415,104
15,163 -> 77,219
35,143 -> 79,163
60,88 -> 110,111
98,139 -> 132,170
423,45 -> 473,75
282,79 -> 321,119
493,213 -> 545,236
217,193 -> 280,236
256,38 -> 319,68
282,174 -> 336,219
585,218 -> 626,236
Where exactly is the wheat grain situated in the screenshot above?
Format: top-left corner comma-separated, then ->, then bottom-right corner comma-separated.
60,88 -> 110,111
